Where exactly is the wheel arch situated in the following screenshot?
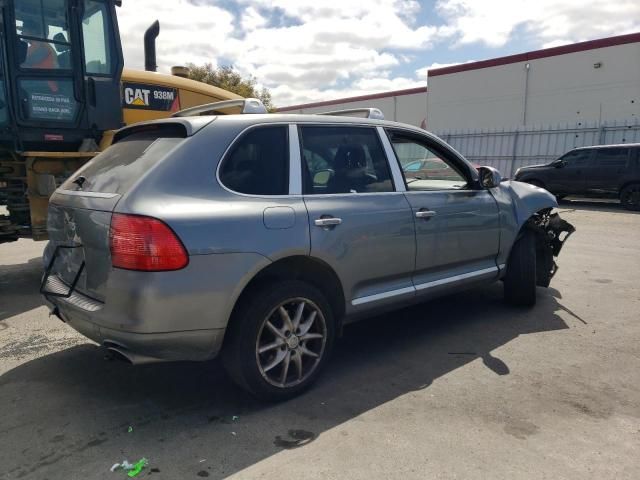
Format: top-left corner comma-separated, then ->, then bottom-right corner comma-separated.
223,255 -> 346,346
619,180 -> 640,195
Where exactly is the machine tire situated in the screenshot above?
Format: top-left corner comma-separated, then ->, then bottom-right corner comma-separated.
222,280 -> 335,401
620,183 -> 640,211
504,230 -> 537,307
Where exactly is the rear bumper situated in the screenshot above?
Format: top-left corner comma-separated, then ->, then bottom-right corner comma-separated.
45,295 -> 226,363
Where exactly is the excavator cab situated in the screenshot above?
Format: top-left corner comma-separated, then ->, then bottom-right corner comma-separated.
0,0 -> 124,151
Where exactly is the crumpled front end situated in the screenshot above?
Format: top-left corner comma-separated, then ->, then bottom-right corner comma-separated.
527,209 -> 576,287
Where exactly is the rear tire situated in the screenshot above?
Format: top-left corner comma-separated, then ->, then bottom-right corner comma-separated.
504,230 -> 537,307
222,280 -> 335,401
620,183 -> 640,211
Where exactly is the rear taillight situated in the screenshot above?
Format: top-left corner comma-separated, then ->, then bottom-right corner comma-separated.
109,214 -> 188,271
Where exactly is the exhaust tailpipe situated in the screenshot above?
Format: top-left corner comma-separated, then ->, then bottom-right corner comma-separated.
106,346 -> 164,365
144,20 -> 160,72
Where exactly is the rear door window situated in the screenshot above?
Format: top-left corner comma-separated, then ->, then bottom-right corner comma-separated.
62,126 -> 186,194
299,126 -> 393,194
219,125 -> 289,195
594,148 -> 629,167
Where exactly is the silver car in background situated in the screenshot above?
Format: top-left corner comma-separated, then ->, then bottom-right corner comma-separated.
42,100 -> 574,400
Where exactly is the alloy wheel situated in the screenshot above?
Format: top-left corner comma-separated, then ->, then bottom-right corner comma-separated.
255,297 -> 327,388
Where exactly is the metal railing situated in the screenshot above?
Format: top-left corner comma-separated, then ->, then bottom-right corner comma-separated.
435,119 -> 640,177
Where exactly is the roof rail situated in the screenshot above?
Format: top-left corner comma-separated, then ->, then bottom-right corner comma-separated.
172,98 -> 267,117
316,108 -> 385,120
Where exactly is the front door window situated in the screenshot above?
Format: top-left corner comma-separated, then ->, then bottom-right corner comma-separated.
391,135 -> 468,191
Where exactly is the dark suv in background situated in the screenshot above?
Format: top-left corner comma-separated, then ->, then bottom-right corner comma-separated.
514,144 -> 640,210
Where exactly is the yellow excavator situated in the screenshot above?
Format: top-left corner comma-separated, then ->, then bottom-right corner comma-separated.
0,0 -> 242,243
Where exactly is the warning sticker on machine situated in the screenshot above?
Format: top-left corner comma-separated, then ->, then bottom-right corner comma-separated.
122,82 -> 180,111
30,93 -> 75,120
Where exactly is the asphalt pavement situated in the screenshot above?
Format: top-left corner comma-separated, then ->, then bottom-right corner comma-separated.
0,199 -> 639,479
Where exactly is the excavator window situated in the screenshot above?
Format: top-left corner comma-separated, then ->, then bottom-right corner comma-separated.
82,0 -> 112,75
14,0 -> 71,71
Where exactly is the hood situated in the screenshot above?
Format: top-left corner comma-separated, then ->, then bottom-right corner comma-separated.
518,163 -> 549,171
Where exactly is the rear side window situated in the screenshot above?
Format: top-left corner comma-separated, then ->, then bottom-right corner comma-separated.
62,126 -> 186,194
219,125 -> 289,195
595,148 -> 629,167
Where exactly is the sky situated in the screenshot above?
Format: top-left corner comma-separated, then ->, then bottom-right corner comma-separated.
116,0 -> 640,107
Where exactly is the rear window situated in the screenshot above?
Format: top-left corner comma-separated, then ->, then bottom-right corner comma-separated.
62,126 -> 186,194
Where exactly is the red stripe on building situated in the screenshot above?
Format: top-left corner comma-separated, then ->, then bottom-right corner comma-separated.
276,86 -> 427,112
429,32 -> 640,77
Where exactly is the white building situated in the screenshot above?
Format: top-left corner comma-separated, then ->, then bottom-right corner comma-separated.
276,86 -> 428,128
427,32 -> 640,131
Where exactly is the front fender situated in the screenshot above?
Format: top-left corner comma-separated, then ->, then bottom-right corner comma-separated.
491,180 -> 558,266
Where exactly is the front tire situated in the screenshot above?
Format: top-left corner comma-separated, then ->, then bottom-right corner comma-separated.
222,280 -> 335,401
620,183 -> 640,211
504,230 -> 537,307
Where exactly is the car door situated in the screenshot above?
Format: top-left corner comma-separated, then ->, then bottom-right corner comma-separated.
547,149 -> 592,194
588,147 -> 631,193
298,124 -> 416,314
385,128 -> 501,298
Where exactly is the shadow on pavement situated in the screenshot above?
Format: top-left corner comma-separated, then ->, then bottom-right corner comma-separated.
0,283 -> 570,479
0,257 -> 45,322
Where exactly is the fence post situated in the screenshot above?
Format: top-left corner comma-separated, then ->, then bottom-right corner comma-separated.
510,130 -> 520,178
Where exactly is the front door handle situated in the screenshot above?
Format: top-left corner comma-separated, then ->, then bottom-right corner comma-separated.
415,210 -> 437,219
314,217 -> 342,227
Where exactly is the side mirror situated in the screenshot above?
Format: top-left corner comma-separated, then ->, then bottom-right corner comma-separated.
553,160 -> 565,168
477,166 -> 503,189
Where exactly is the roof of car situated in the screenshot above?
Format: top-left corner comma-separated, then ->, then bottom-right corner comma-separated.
573,143 -> 640,150
208,113 -> 424,130
115,113 -> 431,142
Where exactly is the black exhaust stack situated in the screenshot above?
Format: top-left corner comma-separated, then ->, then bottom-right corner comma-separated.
144,20 -> 160,72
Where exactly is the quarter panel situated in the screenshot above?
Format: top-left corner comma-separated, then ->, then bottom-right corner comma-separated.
97,252 -> 271,333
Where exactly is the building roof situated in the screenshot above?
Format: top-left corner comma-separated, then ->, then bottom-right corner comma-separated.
276,86 -> 427,112
429,31 -> 640,77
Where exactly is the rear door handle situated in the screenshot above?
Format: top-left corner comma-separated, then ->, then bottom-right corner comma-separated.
314,217 -> 342,227
415,210 -> 437,219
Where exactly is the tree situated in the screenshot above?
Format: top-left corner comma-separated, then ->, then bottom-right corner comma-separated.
187,63 -> 275,111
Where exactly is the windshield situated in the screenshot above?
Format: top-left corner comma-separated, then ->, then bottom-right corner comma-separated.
62,129 -> 186,194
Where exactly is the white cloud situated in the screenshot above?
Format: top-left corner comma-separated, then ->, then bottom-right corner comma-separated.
117,0 -> 235,70
241,7 -> 268,32
435,0 -> 640,47
115,0 -> 640,107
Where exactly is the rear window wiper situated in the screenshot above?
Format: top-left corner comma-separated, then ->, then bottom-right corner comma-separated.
72,176 -> 87,189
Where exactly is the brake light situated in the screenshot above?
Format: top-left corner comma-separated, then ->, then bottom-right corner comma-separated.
109,214 -> 188,271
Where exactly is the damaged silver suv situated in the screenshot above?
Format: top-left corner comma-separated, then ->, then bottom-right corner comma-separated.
42,100 -> 574,400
